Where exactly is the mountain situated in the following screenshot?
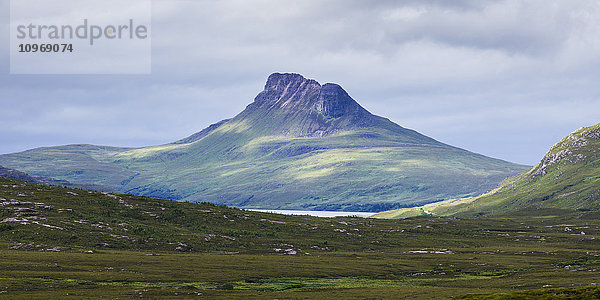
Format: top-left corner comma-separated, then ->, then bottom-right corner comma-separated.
0,73 -> 528,211
375,123 -> 600,218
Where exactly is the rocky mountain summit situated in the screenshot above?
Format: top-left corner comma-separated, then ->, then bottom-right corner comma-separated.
246,73 -> 378,137
206,73 -> 436,141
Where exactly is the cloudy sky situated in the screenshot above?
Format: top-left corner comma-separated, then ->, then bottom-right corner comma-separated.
1,0 -> 599,165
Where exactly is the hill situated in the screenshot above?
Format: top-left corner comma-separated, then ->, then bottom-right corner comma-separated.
0,165 -> 112,192
2,175 -> 600,298
0,73 -> 528,211
375,123 -> 600,218
0,174 -> 573,254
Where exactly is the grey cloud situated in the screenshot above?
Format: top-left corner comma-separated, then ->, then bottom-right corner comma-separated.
379,1 -> 576,55
1,0 -> 599,165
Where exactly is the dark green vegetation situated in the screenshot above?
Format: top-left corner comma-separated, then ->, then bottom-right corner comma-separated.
457,286 -> 600,299
376,123 -> 600,219
2,177 -> 600,299
0,73 -> 528,211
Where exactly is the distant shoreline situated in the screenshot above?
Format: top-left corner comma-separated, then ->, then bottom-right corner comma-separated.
248,209 -> 376,218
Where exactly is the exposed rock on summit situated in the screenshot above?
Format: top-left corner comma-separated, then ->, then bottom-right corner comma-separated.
237,73 -> 381,137
532,125 -> 600,176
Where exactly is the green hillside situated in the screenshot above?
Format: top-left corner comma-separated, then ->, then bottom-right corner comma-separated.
2,176 -> 600,298
0,175 -> 567,254
0,73 -> 528,211
375,123 -> 600,219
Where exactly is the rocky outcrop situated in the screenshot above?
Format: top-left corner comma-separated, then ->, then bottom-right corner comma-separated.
532,125 -> 599,176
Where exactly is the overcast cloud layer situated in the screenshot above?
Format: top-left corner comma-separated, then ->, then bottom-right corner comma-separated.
1,0 -> 599,165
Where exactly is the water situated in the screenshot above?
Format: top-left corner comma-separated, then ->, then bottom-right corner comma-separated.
248,209 -> 376,218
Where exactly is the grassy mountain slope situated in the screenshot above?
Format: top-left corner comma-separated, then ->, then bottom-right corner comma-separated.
375,123 -> 600,218
0,73 -> 528,211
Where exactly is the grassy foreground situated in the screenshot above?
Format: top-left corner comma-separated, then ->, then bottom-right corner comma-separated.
1,177 -> 600,298
2,247 -> 600,299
